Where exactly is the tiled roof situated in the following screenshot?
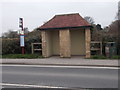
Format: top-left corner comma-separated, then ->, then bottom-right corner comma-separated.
39,13 -> 91,30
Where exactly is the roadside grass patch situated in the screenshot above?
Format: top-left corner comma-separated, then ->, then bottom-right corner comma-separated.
88,55 -> 120,60
90,55 -> 107,59
2,54 -> 43,59
111,55 -> 120,59
0,55 -> 2,58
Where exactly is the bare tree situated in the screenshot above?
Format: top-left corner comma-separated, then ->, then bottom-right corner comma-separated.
84,16 -> 95,24
2,30 -> 19,38
115,1 -> 120,20
118,1 -> 120,20
24,27 -> 29,34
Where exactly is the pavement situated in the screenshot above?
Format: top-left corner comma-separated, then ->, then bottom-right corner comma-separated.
0,56 -> 119,67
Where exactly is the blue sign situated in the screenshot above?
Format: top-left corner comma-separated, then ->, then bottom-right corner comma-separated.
20,35 -> 25,47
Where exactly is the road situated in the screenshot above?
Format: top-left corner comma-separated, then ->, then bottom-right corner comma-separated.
1,64 -> 119,89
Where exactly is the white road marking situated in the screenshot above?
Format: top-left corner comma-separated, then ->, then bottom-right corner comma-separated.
0,83 -> 67,88
1,64 -> 119,69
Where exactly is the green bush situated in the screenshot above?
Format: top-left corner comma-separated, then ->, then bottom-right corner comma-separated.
2,54 -> 42,59
2,39 -> 21,55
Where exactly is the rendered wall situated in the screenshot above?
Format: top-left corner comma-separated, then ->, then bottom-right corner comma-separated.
46,30 -> 53,57
52,30 -> 59,55
70,29 -> 85,55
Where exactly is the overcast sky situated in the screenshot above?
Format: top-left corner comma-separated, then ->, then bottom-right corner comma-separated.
0,0 -> 119,36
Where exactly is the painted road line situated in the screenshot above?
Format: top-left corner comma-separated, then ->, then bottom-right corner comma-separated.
0,83 -> 68,89
1,64 -> 119,69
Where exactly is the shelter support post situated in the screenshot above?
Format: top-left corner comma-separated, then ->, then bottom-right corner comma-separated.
41,30 -> 48,57
59,29 -> 71,57
85,28 -> 91,58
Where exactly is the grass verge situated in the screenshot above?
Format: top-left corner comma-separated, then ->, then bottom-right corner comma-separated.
89,55 -> 120,60
111,55 -> 120,59
2,54 -> 43,59
90,55 -> 107,59
0,55 -> 2,58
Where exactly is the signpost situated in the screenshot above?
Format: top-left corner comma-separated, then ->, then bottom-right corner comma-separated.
20,35 -> 25,47
19,18 -> 25,54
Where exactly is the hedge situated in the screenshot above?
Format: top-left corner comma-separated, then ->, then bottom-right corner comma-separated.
2,38 -> 21,55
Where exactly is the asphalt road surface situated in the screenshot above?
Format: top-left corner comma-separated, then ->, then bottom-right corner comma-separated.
1,65 -> 119,89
